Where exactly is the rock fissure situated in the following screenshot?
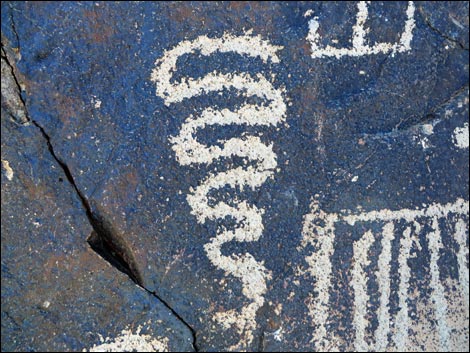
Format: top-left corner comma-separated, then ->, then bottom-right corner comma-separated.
418,6 -> 469,51
7,3 -> 21,51
395,84 -> 469,131
2,38 -> 199,352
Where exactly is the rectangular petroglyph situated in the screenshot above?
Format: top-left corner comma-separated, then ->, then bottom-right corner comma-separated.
306,1 -> 415,59
301,198 -> 469,351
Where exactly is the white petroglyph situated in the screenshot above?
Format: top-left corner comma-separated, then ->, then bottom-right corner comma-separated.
1,159 -> 14,181
453,123 -> 469,149
152,32 -> 286,349
393,223 -> 419,351
301,199 -> 338,351
454,218 -> 469,306
428,216 -> 450,351
352,230 -> 375,352
306,1 -> 416,59
374,222 -> 395,352
85,325 -> 169,352
301,198 -> 469,351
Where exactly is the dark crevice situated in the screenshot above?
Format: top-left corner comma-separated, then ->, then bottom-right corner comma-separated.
257,329 -> 266,352
145,288 -> 200,352
424,19 -> 469,50
34,81 -> 200,353
2,38 -> 199,351
29,118 -> 147,287
394,84 -> 469,131
255,302 -> 272,352
418,6 -> 469,51
87,231 -> 140,284
1,45 -> 29,125
2,37 -> 144,293
34,123 -> 200,351
87,225 -> 199,350
85,204 -> 145,286
427,84 -> 470,114
3,311 -> 22,331
7,2 -> 21,50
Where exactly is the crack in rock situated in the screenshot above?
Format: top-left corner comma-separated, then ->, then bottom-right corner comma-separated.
7,2 -> 22,51
1,38 -> 199,352
1,45 -> 28,125
418,5 -> 469,50
394,84 -> 469,131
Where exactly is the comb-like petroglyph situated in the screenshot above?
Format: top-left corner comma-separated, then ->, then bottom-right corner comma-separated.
151,33 -> 287,348
301,198 -> 469,351
306,1 -> 416,59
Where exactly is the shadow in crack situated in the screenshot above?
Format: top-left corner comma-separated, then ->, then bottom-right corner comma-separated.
87,230 -> 141,285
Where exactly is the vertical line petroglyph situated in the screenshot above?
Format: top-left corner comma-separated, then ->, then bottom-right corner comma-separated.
428,216 -> 450,351
374,222 -> 394,351
352,230 -> 375,352
393,224 -> 419,351
454,218 -> 469,306
301,200 -> 338,351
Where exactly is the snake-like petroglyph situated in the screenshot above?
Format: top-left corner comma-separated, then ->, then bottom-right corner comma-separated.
151,33 -> 286,347
301,198 -> 469,351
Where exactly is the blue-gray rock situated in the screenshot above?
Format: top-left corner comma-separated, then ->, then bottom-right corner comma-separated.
2,1 -> 468,351
1,48 -> 193,352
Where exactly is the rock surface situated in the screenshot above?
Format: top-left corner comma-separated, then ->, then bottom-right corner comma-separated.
1,78 -> 194,352
2,1 -> 468,351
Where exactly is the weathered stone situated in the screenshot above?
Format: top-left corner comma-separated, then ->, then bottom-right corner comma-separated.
2,1 -> 468,351
1,43 -> 28,124
1,86 -> 193,352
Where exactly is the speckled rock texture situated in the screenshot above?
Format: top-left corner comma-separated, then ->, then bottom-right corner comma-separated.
2,2 -> 468,351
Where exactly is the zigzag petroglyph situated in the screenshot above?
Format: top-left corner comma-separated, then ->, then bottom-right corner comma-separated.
301,198 -> 469,351
151,33 -> 286,348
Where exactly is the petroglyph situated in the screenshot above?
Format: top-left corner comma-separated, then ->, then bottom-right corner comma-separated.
306,1 -> 415,59
301,198 -> 469,351
1,159 -> 14,181
374,222 -> 395,352
151,33 -> 286,348
352,230 -> 375,352
453,123 -> 469,149
85,324 -> 169,352
301,199 -> 338,351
